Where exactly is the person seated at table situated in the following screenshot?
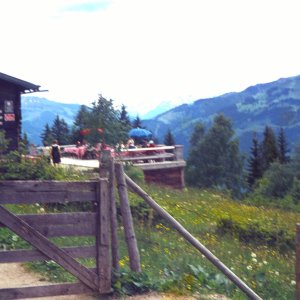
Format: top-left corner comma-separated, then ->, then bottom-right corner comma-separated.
116,141 -> 126,152
141,139 -> 148,148
147,140 -> 156,155
127,138 -> 136,149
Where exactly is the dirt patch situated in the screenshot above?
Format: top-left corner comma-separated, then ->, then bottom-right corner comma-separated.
0,263 -> 227,299
0,263 -> 186,299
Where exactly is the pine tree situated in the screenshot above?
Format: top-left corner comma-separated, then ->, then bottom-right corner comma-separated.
72,105 -> 90,143
120,104 -> 131,128
40,123 -> 54,146
164,129 -> 175,146
132,115 -> 143,128
247,132 -> 262,187
277,127 -> 289,164
261,126 -> 278,173
51,116 -> 70,145
118,104 -> 131,142
186,115 -> 244,197
186,122 -> 206,187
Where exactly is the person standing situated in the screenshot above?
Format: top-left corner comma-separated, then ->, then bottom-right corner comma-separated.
51,140 -> 61,166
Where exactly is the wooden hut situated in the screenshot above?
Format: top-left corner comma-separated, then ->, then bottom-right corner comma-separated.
0,72 -> 41,151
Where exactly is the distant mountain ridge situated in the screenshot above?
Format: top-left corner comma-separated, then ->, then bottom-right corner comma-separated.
142,75 -> 300,157
21,75 -> 300,156
21,96 -> 81,145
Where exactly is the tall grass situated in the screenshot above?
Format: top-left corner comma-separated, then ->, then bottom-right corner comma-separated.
18,184 -> 298,299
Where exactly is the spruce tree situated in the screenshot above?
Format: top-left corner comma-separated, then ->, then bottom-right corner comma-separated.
72,105 -> 90,143
118,104 -> 132,142
186,122 -> 205,187
120,104 -> 131,128
132,115 -> 143,128
247,132 -> 263,187
261,126 -> 278,173
164,129 -> 175,146
51,116 -> 70,145
277,127 -> 289,164
40,123 -> 54,146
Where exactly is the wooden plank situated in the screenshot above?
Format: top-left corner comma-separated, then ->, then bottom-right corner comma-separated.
143,167 -> 185,189
0,180 -> 97,192
34,223 -> 96,237
109,159 -> 120,272
0,212 -> 97,228
0,190 -> 96,204
136,160 -> 186,170
96,178 -> 112,293
0,246 -> 96,263
0,282 -> 93,299
126,146 -> 175,152
0,205 -> 99,291
0,212 -> 97,236
120,153 -> 174,162
0,180 -> 97,204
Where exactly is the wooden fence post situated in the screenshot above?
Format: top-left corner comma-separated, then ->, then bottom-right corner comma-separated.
109,158 -> 120,272
115,162 -> 141,272
296,224 -> 300,299
97,150 -> 112,293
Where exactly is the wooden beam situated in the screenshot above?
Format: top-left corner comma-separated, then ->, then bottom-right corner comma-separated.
110,159 -> 120,272
124,174 -> 262,300
0,246 -> 96,263
0,181 -> 97,204
115,163 -> 141,272
0,212 -> 97,228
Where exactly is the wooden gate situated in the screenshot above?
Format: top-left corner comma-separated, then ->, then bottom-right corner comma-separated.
0,179 -> 111,299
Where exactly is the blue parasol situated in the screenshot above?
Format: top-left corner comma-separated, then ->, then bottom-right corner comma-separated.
128,128 -> 152,139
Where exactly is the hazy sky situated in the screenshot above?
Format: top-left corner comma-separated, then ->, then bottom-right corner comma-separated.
1,0 -> 300,115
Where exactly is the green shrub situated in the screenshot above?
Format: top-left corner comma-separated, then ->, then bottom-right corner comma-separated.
216,216 -> 295,251
113,270 -> 156,296
0,151 -> 88,181
256,162 -> 293,199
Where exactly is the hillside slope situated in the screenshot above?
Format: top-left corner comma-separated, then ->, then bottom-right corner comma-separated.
143,75 -> 300,157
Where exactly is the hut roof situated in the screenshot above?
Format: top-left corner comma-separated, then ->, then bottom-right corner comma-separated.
0,72 -> 41,93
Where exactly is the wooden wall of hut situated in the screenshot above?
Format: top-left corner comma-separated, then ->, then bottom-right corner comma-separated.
0,80 -> 21,151
143,166 -> 185,189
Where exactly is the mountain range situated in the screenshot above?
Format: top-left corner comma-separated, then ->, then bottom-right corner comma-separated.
21,97 -> 81,145
142,75 -> 300,158
21,75 -> 300,159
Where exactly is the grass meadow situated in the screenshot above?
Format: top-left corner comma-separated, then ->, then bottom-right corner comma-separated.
1,183 -> 298,299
